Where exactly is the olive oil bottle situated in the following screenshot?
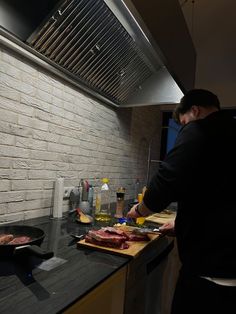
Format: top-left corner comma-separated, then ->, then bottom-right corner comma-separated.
95,178 -> 111,222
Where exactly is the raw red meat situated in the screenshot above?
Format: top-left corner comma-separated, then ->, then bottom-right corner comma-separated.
85,235 -> 129,249
87,229 -> 127,243
101,227 -> 129,239
84,227 -> 150,250
126,233 -> 150,241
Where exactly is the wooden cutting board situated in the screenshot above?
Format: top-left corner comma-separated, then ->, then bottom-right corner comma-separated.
77,226 -> 161,258
145,211 -> 176,225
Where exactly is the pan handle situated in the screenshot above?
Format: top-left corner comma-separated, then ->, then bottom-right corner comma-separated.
14,245 -> 54,259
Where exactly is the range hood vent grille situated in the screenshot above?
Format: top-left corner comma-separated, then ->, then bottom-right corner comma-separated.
28,0 -> 154,105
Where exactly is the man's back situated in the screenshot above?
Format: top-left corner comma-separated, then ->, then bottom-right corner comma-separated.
175,110 -> 236,277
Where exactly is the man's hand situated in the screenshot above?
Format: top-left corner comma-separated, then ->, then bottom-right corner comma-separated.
126,204 -> 141,219
126,202 -> 153,219
159,220 -> 175,236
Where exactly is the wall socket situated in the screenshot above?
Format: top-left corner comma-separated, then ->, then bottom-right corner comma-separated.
63,187 -> 74,198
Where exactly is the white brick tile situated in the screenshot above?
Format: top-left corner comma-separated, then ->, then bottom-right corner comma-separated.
37,79 -> 53,94
64,110 -> 75,121
25,189 -> 53,201
50,105 -> 66,119
38,72 -> 56,85
7,199 -> 52,213
0,60 -> 21,79
14,58 -> 38,76
23,208 -> 51,220
18,115 -> 48,131
52,87 -> 63,99
30,150 -> 58,161
28,170 -> 56,180
36,89 -> 52,104
71,146 -> 89,156
0,72 -> 36,96
0,211 -> 25,223
35,109 -> 62,125
62,89 -> 75,103
21,71 -> 38,87
52,96 -> 64,108
43,180 -> 54,189
61,116 -> 85,130
0,133 -> 15,145
10,170 -> 28,180
21,94 -> 50,113
57,171 -> 79,179
63,100 -> 76,113
0,169 -> 11,179
12,159 -> 45,170
0,145 -> 30,158
15,136 -> 47,151
48,123 -> 82,136
0,191 -> 25,204
0,108 -> 18,124
44,161 -> 70,171
48,142 -> 72,153
0,120 -> 33,138
0,95 -> 34,117
0,85 -> 21,102
59,135 -> 80,147
68,163 -> 85,171
1,50 -> 18,67
0,203 -> 7,215
11,180 -> 44,190
0,157 -> 11,168
33,129 -> 60,143
0,180 -> 10,192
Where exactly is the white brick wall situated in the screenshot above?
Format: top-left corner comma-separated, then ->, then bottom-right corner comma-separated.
0,46 -> 162,222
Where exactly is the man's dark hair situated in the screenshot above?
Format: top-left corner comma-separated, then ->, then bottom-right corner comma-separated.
173,89 -> 221,123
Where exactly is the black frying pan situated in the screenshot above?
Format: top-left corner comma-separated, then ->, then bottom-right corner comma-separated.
0,225 -> 53,259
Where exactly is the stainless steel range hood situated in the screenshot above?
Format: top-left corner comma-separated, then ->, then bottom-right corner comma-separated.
0,0 -> 196,107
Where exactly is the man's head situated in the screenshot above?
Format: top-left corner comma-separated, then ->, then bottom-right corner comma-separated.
173,89 -> 221,125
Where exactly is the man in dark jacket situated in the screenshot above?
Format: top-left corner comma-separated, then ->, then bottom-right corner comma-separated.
127,89 -> 236,314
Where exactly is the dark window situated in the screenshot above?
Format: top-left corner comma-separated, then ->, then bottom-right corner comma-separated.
160,111 -> 180,160
160,108 -> 236,160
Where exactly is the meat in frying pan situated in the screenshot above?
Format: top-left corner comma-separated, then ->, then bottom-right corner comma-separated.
8,236 -> 31,245
0,234 -> 14,244
0,234 -> 31,245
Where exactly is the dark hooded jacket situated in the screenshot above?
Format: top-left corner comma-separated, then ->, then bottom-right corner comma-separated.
143,110 -> 236,277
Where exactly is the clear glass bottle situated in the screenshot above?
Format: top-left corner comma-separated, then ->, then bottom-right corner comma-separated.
95,178 -> 111,222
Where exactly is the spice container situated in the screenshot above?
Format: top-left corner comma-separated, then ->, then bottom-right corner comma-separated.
114,187 -> 125,218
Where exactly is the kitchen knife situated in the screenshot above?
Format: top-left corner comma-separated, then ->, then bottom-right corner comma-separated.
132,227 -> 160,235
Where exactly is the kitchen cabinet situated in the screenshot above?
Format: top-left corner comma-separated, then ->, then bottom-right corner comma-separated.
160,239 -> 181,314
124,236 -> 174,314
64,266 -> 127,314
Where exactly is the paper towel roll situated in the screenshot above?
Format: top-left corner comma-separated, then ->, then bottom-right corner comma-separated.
53,178 -> 64,218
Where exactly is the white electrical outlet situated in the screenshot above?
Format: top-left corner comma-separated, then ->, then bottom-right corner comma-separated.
63,187 -> 74,198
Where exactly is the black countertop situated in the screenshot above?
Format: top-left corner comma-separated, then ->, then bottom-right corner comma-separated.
0,215 -> 130,314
